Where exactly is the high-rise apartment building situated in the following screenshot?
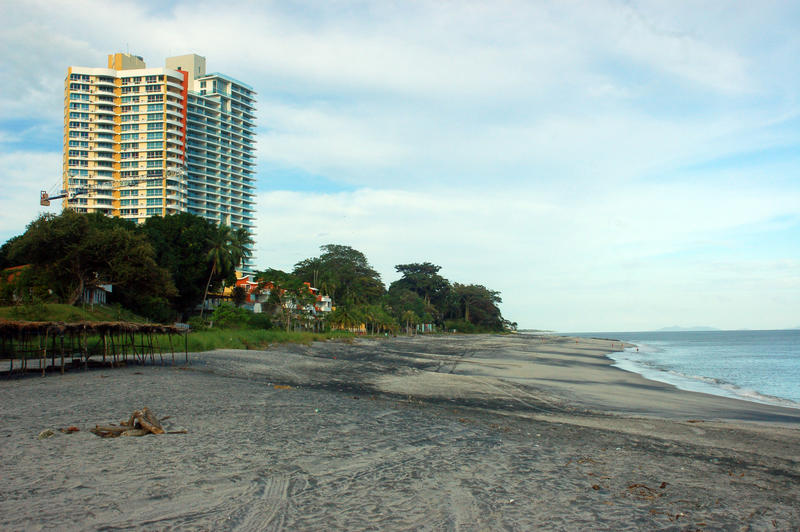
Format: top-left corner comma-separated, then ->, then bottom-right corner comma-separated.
63,52 -> 256,262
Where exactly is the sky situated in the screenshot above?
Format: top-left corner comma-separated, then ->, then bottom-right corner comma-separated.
0,0 -> 798,332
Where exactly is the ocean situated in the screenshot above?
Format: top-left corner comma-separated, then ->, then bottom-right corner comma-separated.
570,329 -> 800,410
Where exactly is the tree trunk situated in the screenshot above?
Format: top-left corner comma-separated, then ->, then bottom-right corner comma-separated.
200,261 -> 217,318
67,275 -> 85,305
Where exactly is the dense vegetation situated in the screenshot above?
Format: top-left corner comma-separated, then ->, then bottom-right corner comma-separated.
267,245 -> 515,333
1,212 -> 514,333
0,211 -> 248,322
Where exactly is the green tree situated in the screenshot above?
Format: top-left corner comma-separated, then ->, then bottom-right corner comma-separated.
392,262 -> 450,309
451,283 -> 504,331
231,285 -> 247,308
198,224 -> 254,318
230,227 -> 254,270
0,236 -> 22,270
8,211 -> 175,320
401,309 -> 420,334
328,306 -> 360,331
256,268 -> 315,331
293,244 -> 384,306
140,213 -> 218,318
201,224 -> 233,317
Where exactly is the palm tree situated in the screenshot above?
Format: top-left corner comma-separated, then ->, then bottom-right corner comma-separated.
401,310 -> 420,335
230,227 -> 254,270
200,224 -> 233,318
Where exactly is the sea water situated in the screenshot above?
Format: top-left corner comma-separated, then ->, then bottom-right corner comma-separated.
571,330 -> 800,409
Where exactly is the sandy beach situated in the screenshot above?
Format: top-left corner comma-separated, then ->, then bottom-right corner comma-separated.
1,333 -> 798,530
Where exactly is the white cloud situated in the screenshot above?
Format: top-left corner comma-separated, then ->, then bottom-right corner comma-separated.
255,184 -> 800,330
1,0 -> 798,329
0,151 -> 63,240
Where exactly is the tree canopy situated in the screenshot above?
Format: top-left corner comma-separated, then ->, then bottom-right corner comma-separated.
293,244 -> 384,306
140,213 -> 219,316
6,211 -> 176,320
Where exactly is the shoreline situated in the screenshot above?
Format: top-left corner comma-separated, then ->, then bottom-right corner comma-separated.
1,334 -> 798,529
605,347 -> 800,412
564,330 -> 800,412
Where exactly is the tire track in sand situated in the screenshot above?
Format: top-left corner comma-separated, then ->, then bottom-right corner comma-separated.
234,475 -> 290,531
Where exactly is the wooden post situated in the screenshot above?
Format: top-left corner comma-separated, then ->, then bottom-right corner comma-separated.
60,335 -> 65,375
82,328 -> 88,370
168,333 -> 175,365
41,330 -> 48,377
129,331 -> 138,364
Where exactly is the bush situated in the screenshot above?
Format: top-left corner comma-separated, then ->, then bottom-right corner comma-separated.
187,316 -> 209,331
247,312 -> 273,330
210,303 -> 253,329
444,319 -> 497,334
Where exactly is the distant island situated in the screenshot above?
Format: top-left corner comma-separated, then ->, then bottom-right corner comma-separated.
658,326 -> 720,332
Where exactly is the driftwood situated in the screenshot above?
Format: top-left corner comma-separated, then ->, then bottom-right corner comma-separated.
137,407 -> 165,434
91,407 -> 170,438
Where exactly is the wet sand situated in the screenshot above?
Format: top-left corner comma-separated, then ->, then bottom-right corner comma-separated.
1,334 -> 798,530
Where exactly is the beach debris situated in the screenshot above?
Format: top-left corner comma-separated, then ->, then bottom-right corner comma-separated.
626,483 -> 662,501
274,384 -> 292,390
90,407 -> 167,438
59,426 -> 80,434
37,429 -> 55,439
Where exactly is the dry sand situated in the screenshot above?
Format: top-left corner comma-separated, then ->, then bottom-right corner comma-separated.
1,333 -> 799,530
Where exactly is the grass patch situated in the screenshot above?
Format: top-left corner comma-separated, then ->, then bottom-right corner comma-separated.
0,303 -> 147,323
162,328 -> 355,352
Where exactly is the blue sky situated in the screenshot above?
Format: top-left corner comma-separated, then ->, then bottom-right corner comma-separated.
1,0 -> 798,331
